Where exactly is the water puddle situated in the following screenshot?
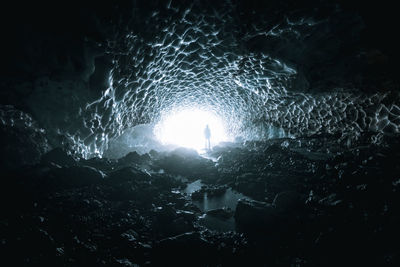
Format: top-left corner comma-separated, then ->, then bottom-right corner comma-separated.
183,179 -> 203,194
183,180 -> 249,231
192,188 -> 246,212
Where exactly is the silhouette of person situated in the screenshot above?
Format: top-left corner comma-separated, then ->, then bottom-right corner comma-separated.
204,124 -> 211,150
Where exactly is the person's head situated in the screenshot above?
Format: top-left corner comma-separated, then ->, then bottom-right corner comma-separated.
206,124 -> 209,129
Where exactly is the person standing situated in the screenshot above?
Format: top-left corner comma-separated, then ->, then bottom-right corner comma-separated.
204,124 -> 211,150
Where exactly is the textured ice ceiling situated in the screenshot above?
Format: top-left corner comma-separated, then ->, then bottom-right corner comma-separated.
2,0 -> 400,158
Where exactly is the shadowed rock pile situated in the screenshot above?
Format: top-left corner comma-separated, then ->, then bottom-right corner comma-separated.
1,134 -> 400,266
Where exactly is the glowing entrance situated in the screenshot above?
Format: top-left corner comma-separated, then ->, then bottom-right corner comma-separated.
154,108 -> 229,152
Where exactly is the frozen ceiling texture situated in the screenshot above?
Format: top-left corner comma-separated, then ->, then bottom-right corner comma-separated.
1,0 -> 399,159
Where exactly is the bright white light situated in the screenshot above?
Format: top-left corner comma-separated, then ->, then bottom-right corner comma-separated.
154,108 -> 229,152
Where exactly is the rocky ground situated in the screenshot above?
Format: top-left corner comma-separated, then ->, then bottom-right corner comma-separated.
1,134 -> 400,266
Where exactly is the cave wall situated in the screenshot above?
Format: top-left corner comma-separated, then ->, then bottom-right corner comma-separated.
1,0 -> 399,160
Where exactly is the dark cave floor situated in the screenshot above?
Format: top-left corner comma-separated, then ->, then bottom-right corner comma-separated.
1,134 -> 400,266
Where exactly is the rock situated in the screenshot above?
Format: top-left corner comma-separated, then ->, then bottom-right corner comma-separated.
115,258 -> 139,267
41,147 -> 76,167
157,232 -> 205,247
153,205 -> 177,226
155,148 -> 216,179
318,194 -> 343,207
106,167 -> 151,184
170,217 -> 195,234
233,173 -> 268,200
107,183 -> 138,201
191,190 -> 204,200
2,131 -> 400,265
152,173 -> 184,192
0,105 -> 50,172
154,231 -> 212,264
80,157 -> 116,172
150,205 -> 195,236
45,165 -> 106,189
140,153 -> 151,163
176,209 -> 196,220
118,151 -> 142,165
235,199 -> 278,232
121,229 -> 139,242
171,147 -> 200,158
272,191 -> 304,212
149,149 -> 159,158
206,185 -> 227,197
206,207 -> 234,220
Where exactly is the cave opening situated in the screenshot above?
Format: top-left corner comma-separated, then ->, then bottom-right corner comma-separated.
154,107 -> 231,152
1,0 -> 400,266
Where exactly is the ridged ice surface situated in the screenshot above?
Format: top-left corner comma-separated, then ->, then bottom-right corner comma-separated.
30,1 -> 400,157
0,105 -> 50,167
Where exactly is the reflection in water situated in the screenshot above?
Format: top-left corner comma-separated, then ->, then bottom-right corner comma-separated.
193,188 -> 246,212
183,180 -> 249,231
183,180 -> 203,195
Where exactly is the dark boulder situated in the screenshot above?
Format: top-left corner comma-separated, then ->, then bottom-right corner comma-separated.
42,165 -> 106,190
118,151 -> 145,166
41,147 -> 76,167
154,232 -> 212,266
235,198 -> 278,233
0,105 -> 50,172
206,207 -> 234,220
106,167 -> 151,184
272,191 -> 305,212
155,148 -> 216,180
152,206 -> 195,237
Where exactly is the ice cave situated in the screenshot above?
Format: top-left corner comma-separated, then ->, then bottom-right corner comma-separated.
1,0 -> 400,266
